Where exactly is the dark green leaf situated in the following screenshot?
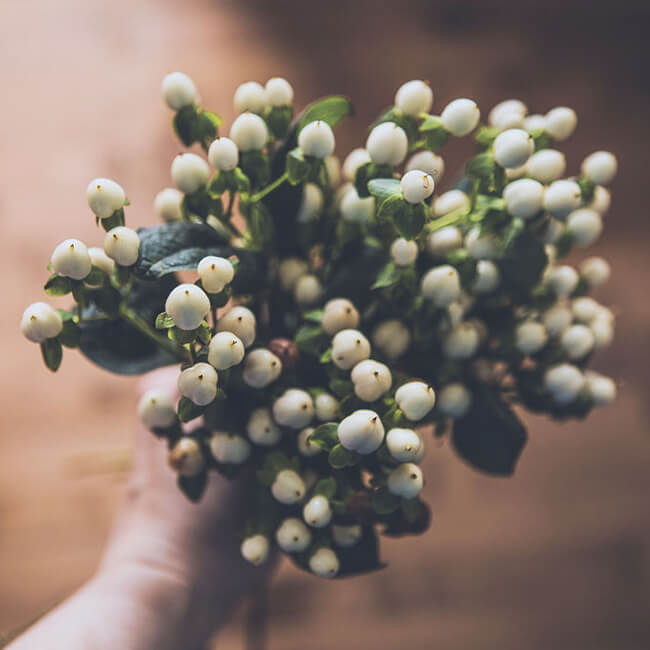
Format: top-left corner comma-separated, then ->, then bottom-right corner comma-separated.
308,422 -> 339,451
475,125 -> 500,150
371,488 -> 400,514
377,193 -> 405,218
368,178 -> 401,205
419,115 -> 449,149
178,396 -> 205,423
173,105 -> 199,146
382,499 -> 431,537
295,323 -> 327,355
393,203 -> 427,240
197,321 -> 212,345
498,226 -> 548,295
84,267 -> 106,287
44,275 -> 72,297
286,147 -> 309,184
371,262 -> 400,290
329,378 -> 354,398
40,338 -> 62,372
100,208 -> 125,232
240,150 -> 271,189
169,326 -> 198,344
313,477 -> 337,499
58,320 -> 81,348
298,96 -> 354,130
328,443 -> 358,469
247,201 -> 275,247
155,312 -> 175,329
177,472 -> 207,503
265,105 -> 293,139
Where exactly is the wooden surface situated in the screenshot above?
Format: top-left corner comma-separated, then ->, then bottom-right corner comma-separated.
1,1 -> 649,648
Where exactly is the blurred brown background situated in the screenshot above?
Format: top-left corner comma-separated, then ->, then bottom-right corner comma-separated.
1,0 -> 649,648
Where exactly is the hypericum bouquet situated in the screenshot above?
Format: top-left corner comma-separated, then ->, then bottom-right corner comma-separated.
21,74 -> 617,578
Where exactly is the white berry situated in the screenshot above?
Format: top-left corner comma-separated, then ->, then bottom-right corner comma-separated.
488,99 -> 526,127
233,81 -> 266,114
165,284 -> 210,330
442,322 -> 480,359
210,432 -> 251,464
395,80 -> 433,116
171,153 -> 210,194
340,186 -> 375,223
208,137 -> 239,172
272,389 -> 314,429
351,359 -> 392,402
432,189 -> 470,217
387,463 -> 423,499
400,169 -> 434,204
366,122 -> 408,166
271,469 -> 306,504
515,321 -> 548,355
216,306 -> 256,347
580,257 -> 610,286
544,180 -> 582,219
309,547 -> 339,578
372,319 -> 410,360
297,427 -> 321,457
161,72 -> 197,110
229,112 -> 268,151
406,151 -> 444,181
543,303 -> 572,338
21,302 -> 63,343
465,227 -> 500,260
332,524 -> 362,548
503,178 -> 544,219
51,239 -> 92,280
545,107 -> 577,141
299,120 -> 335,159
526,149 -> 566,183
103,227 -> 140,267
247,407 -> 282,446
437,383 -> 472,419
472,260 -> 500,293
137,389 -> 176,429
493,129 -> 534,169
386,428 -> 424,462
87,178 -> 125,218
276,517 -> 311,552
581,151 -> 617,185
322,298 -> 360,336
342,148 -> 372,181
242,348 -> 282,388
395,381 -> 436,421
546,265 -> 579,298
178,362 -> 218,406
544,363 -> 585,404
560,324 -> 595,360
331,329 -> 371,370
427,226 -> 463,257
241,534 -> 270,566
440,98 -> 480,136
277,258 -> 308,292
198,256 -> 234,294
337,409 -> 384,454
589,186 -> 611,215
154,188 -> 183,222
315,393 -> 339,421
567,208 -> 602,247
294,274 -> 323,307
296,183 -> 324,223
303,495 -> 332,528
585,371 -> 616,406
265,77 -> 294,106
421,265 -> 461,307
391,237 -> 418,266
208,331 -> 245,369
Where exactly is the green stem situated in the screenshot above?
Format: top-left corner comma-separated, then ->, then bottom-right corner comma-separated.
251,171 -> 288,202
118,303 -> 191,363
225,190 -> 236,220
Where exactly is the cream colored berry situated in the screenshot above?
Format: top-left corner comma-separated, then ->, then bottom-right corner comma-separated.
165,283 -> 210,330
421,265 -> 461,307
386,428 -> 424,462
406,151 -> 444,181
233,81 -> 266,114
272,389 -> 314,429
331,329 -> 371,370
432,190 -> 469,217
493,129 -> 534,169
372,319 -> 410,360
303,495 -> 332,528
366,122 -> 408,166
137,389 -> 177,429
154,188 -> 183,222
241,534 -> 270,566
247,407 -> 282,446
400,169 -> 435,204
161,72 -> 197,110
168,437 -> 204,477
387,463 -> 423,499
437,383 -> 472,419
51,239 -> 92,280
178,362 -> 218,406
277,257 -> 309,292
309,547 -> 339,578
208,137 -> 239,171
242,348 -> 282,388
426,226 -> 463,257
337,409 -> 384,454
322,298 -> 360,336
395,80 -> 433,116
216,306 -> 256,347
545,107 -> 577,141
340,186 -> 375,223
395,381 -> 436,421
198,256 -> 234,294
332,524 -> 362,548
271,469 -> 306,504
103,227 -> 140,267
299,121 -> 335,159
208,331 -> 245,369
294,274 -> 323,307
351,359 -> 392,402
315,393 -> 339,421
87,178 -> 125,218
276,517 -> 311,552
265,77 -> 294,106
515,321 -> 548,355
210,432 -> 251,464
229,112 -> 268,151
391,237 -> 418,266
440,98 -> 480,136
171,153 -> 210,194
20,302 -> 63,343
297,427 -> 321,457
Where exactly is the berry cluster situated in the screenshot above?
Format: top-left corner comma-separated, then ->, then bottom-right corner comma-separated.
21,74 -> 617,578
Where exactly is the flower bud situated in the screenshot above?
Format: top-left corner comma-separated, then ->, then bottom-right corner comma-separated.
233,81 -> 266,114
580,257 -> 610,287
298,120 -> 335,159
391,237 -> 418,266
426,226 -> 463,257
542,303 -> 572,338
208,331 -> 245,369
465,226 -> 500,260
560,324 -> 595,360
567,208 -> 602,247
400,169 -> 434,204
544,363 -> 584,404
332,524 -> 363,548
351,359 -> 392,402
440,98 -> 480,136
544,107 -> 577,141
342,148 -> 372,181
296,183 -> 324,223
315,393 -> 339,421
526,149 -> 566,183
387,463 -> 423,499
493,129 -> 534,169
277,258 -> 309,292
216,305 -> 256,347
229,112 -> 268,151
294,274 -> 323,306
208,137 -> 239,171
247,407 -> 282,446
395,381 -> 435,421
242,348 -> 282,388
21,302 -> 63,343
503,178 -> 544,219
273,388 -> 315,429
395,80 -> 433,116
406,151 -> 444,181
103,226 -> 140,267
209,432 -> 251,464
154,188 -> 183,222
309,547 -> 339,578
241,535 -> 270,566
432,190 -> 470,217
584,371 -> 616,406
337,409 -> 384,454
372,319 -> 410,360
297,427 -> 321,457
366,122 -> 408,166
171,153 -> 210,194
437,383 -> 472,419
271,469 -> 306,504
168,437 -> 204,477
161,72 -> 197,110
165,283 -> 210,330
197,256 -> 234,294
178,362 -> 218,406
421,265 -> 461,307
87,178 -> 125,218
515,320 -> 548,355
386,428 -> 424,462
442,322 -> 480,359
546,265 -> 579,298
51,239 -> 92,280
303,495 -> 332,528
322,298 -> 360,336
331,329 -> 371,370
137,389 -> 177,429
472,260 -> 500,294
265,77 -> 294,106
340,186 -> 375,223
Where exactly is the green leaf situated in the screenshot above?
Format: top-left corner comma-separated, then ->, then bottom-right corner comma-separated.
233,168 -> 251,193
298,95 -> 354,130
286,147 -> 309,184
393,203 -> 427,240
329,378 -> 354,398
328,443 -> 358,469
169,326 -> 198,344
177,472 -> 207,503
302,309 -> 323,323
40,338 -> 63,372
84,267 -> 105,287
382,499 -> 431,537
100,208 -> 125,232
377,193 -> 405,218
265,105 -> 293,139
181,188 -> 222,220
295,323 -> 327,356
419,115 -> 449,150
368,178 -> 401,204
475,125 -> 500,150
58,320 -> 81,348
313,477 -> 337,499
498,226 -> 548,295
44,275 -> 72,297
261,450 -> 292,477
354,162 -> 393,198
247,201 -> 275,247
371,488 -> 401,514
178,396 -> 205,423
371,262 -> 400,290
240,150 -> 271,189
308,422 -> 339,452
197,321 -> 212,345
173,105 -> 199,146
155,312 -> 175,329
578,177 -> 596,203
319,347 -> 332,364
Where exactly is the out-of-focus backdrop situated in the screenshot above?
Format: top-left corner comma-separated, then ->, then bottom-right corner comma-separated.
1,0 -> 649,648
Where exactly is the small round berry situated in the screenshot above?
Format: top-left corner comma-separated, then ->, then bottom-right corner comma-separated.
331,329 -> 371,370
137,389 -> 176,429
351,359 -> 392,402
233,81 -> 266,114
492,109 -> 525,131
210,432 -> 251,464
544,180 -> 582,220
432,190 -> 470,217
591,314 -> 614,350
51,238 -> 92,280
572,297 -> 600,324
229,112 -> 268,151
322,298 -> 360,336
391,237 -> 418,266
197,256 -> 234,294
523,114 -> 547,131
503,178 -> 544,219
387,463 -> 423,499
567,208 -> 602,247
545,107 -> 577,141
87,178 -> 125,218
241,534 -> 270,566
437,383 -> 472,419
324,155 -> 341,187
386,428 -> 424,463
247,407 -> 282,446
442,322 -> 480,360
342,148 -> 372,181
332,524 -> 363,548
272,389 -> 315,429
265,77 -> 294,106
171,153 -> 210,194
276,517 -> 312,553
315,393 -> 339,421
546,265 -> 579,298
340,186 -> 375,223
515,321 -> 548,355
337,409 -> 384,454
366,122 -> 408,166
242,348 -> 282,388
208,331 -> 245,370
303,495 -> 332,528
406,151 -> 444,181
178,362 -> 218,406
581,151 -> 617,186
421,265 -> 461,307
488,99 -> 527,127
161,72 -> 197,110
426,226 -> 463,257
465,227 -> 500,260
165,284 -> 210,330
472,260 -> 500,294
271,469 -> 306,504
277,257 -> 309,292
584,371 -> 616,406
544,363 -> 585,404
440,98 -> 480,136
208,137 -> 239,172
168,437 -> 204,477
560,324 -> 595,360
526,149 -> 566,183
103,227 -> 140,267
298,121 -> 335,159
154,188 -> 183,222
400,169 -> 435,204
87,247 -> 114,281
216,306 -> 256,347
296,183 -> 324,223
395,381 -> 436,421
589,186 -> 611,216
297,427 -> 321,457
294,274 -> 323,307
372,319 -> 410,360
542,303 -> 572,338
395,80 -> 433,116
493,129 -> 534,169
580,257 -> 610,286
309,547 -> 339,578
21,302 -> 63,343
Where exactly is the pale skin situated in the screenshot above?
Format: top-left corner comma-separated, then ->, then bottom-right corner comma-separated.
8,367 -> 274,650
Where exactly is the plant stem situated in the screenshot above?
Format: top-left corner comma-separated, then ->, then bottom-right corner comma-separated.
118,303 -> 191,363
251,171 -> 288,202
225,190 -> 236,220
